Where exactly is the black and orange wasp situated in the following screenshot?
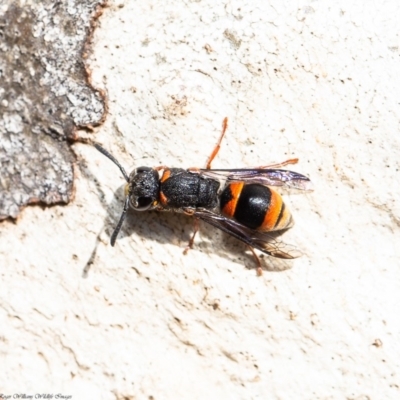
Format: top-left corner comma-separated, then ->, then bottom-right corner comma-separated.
95,118 -> 312,274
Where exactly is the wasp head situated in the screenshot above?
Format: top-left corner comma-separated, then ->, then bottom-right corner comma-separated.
126,167 -> 160,211
94,144 -> 160,246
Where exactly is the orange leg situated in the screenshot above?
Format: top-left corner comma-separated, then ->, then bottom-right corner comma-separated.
258,158 -> 299,169
205,117 -> 228,169
183,217 -> 200,254
247,245 -> 263,276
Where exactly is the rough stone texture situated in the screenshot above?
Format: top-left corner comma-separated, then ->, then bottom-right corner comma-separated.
1,1 -> 400,399
0,0 -> 105,219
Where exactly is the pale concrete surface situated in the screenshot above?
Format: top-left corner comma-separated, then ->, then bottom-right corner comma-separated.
1,1 -> 400,399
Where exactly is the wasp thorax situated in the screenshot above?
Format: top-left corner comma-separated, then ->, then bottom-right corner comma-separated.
127,167 -> 160,211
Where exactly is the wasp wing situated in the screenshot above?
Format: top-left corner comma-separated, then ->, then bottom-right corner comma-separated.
194,209 -> 302,259
199,168 -> 313,191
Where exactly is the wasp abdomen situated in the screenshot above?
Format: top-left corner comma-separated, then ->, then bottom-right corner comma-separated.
160,169 -> 220,209
220,183 -> 293,232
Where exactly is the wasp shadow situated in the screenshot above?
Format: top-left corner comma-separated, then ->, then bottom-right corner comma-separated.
113,193 -> 294,273
197,224 -> 295,273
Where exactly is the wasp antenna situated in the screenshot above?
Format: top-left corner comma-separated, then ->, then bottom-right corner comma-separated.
110,196 -> 130,246
94,143 -> 129,182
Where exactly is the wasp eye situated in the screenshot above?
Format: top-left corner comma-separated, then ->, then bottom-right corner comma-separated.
134,196 -> 153,211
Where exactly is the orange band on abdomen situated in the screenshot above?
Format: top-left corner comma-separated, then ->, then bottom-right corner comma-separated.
260,189 -> 283,231
221,182 -> 244,218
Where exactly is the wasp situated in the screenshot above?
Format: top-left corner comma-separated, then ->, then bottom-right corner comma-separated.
94,118 -> 313,274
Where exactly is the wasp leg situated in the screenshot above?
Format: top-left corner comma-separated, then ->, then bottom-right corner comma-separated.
258,158 -> 299,169
205,117 -> 228,169
183,217 -> 200,255
247,245 -> 263,276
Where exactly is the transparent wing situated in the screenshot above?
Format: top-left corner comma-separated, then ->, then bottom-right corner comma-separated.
193,209 -> 302,259
199,168 -> 313,191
